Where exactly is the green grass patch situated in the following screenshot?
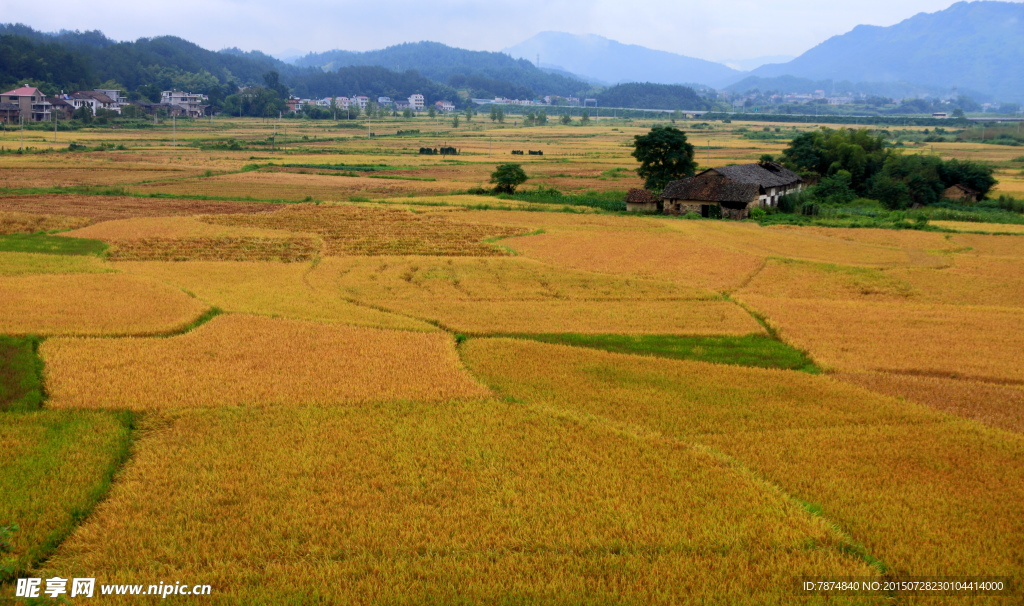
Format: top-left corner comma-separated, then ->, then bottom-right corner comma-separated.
0,234 -> 107,256
0,410 -> 135,583
0,336 -> 44,412
495,187 -> 627,212
508,333 -> 819,372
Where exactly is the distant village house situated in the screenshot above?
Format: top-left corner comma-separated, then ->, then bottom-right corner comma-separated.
656,162 -> 804,220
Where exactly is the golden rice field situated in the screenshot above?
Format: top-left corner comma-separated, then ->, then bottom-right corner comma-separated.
36,403 -> 877,605
203,203 -> 528,256
462,339 -> 1024,580
0,252 -> 111,276
0,272 -> 208,336
2,117 -> 1024,604
42,314 -> 488,410
118,260 -> 435,331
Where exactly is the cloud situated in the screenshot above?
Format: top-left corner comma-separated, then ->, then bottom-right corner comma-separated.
3,0 -> 975,61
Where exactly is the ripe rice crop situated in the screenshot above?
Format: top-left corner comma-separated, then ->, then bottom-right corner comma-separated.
463,338 -> 941,436
119,261 -> 435,331
764,224 -> 962,251
738,295 -> 1024,383
506,229 -> 766,291
37,402 -> 875,603
463,339 -> 1024,579
42,314 -> 489,411
738,259 -> 916,302
931,221 -> 1024,234
0,211 -> 90,235
203,204 -> 529,256
887,256 -> 1024,308
318,256 -> 708,302
0,410 -> 132,582
0,195 -> 279,222
697,421 -> 1024,577
662,220 -> 935,267
949,232 -> 1024,257
0,252 -> 111,276
0,273 -> 208,336
379,299 -> 760,335
834,371 -> 1024,434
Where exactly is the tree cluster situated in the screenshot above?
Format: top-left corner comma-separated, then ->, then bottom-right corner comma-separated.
781,128 -> 996,209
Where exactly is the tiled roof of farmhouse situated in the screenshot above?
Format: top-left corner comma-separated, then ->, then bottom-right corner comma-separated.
709,162 -> 803,188
661,175 -> 759,203
625,188 -> 658,204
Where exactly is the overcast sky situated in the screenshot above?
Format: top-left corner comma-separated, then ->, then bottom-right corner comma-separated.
2,0 -> 988,62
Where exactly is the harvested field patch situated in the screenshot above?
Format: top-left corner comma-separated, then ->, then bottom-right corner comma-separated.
765,224 -> 961,251
738,295 -> 1024,383
38,403 -> 875,603
0,195 -> 279,222
834,371 -> 1024,434
0,166 -> 204,188
106,236 -> 320,262
42,315 -> 488,410
0,252 -> 111,276
62,216 -> 321,262
0,273 -> 209,336
462,339 -> 936,437
0,410 -> 133,582
120,261 -> 435,331
0,211 -> 90,235
506,229 -> 766,291
131,170 -> 464,201
203,204 -> 529,256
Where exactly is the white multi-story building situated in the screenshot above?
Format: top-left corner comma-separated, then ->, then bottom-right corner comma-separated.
353,96 -> 369,110
160,91 -> 209,117
434,100 -> 455,112
408,94 -> 424,111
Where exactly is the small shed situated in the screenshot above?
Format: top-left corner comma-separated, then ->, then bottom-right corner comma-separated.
943,184 -> 981,203
625,188 -> 661,213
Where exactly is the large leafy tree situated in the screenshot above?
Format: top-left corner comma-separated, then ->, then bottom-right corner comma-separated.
631,126 -> 697,192
490,164 -> 528,194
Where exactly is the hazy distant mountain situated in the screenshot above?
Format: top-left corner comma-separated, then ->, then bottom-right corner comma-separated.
722,55 -> 795,72
295,42 -> 589,98
503,32 -> 743,88
750,1 -> 1024,101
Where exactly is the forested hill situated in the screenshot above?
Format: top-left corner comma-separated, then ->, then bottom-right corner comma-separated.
294,42 -> 590,98
596,83 -> 712,111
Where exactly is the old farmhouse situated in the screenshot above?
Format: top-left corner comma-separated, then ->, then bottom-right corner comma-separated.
660,162 -> 804,219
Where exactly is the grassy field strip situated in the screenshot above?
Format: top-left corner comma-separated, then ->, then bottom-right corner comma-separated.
0,273 -> 213,337
486,333 -> 819,372
460,339 -> 1024,579
41,314 -> 490,411
35,403 -> 878,604
0,336 -> 44,413
0,410 -> 134,584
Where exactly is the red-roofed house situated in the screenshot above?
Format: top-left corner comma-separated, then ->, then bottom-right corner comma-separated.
1,85 -> 51,122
